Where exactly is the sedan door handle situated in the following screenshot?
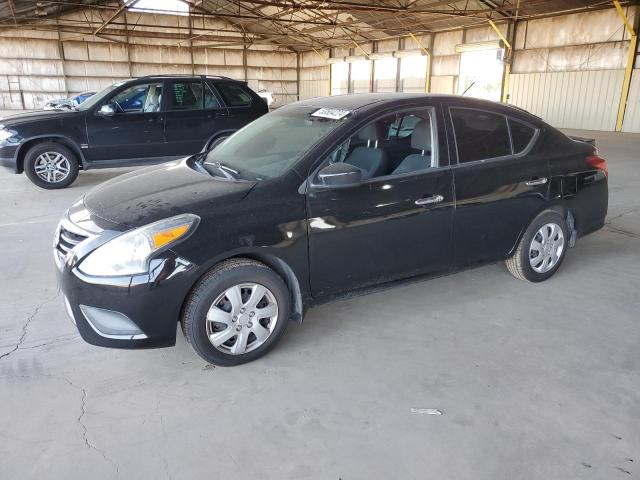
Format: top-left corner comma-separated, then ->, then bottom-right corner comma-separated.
415,194 -> 444,206
525,177 -> 548,186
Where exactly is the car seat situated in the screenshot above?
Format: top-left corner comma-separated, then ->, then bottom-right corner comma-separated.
392,119 -> 433,174
344,124 -> 389,180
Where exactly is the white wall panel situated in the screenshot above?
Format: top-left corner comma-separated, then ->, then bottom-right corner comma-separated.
300,66 -> 329,99
510,70 -> 624,131
622,70 -> 640,132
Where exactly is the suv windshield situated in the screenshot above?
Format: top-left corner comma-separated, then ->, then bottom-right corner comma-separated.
75,81 -> 130,111
204,106 -> 349,180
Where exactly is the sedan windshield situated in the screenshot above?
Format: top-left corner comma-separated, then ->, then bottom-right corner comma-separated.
204,106 -> 349,180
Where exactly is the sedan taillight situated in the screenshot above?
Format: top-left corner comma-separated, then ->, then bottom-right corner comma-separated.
586,154 -> 608,177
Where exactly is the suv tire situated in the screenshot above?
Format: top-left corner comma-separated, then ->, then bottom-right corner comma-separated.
24,142 -> 79,189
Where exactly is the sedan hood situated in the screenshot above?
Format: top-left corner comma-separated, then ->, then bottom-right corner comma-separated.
83,158 -> 257,228
0,109 -> 79,125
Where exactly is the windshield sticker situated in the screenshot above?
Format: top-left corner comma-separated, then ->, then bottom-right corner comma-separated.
311,108 -> 351,120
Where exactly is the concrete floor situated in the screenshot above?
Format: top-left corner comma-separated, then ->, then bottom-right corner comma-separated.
0,130 -> 639,480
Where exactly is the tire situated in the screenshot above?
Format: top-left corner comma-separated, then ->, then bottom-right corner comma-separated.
207,135 -> 230,151
506,210 -> 569,282
24,142 -> 79,189
181,258 -> 291,366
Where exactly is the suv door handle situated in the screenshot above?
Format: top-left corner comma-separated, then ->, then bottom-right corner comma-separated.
415,194 -> 444,206
525,177 -> 548,186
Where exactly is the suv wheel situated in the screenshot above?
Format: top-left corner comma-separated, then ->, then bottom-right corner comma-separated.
506,211 -> 569,282
181,258 -> 290,366
24,142 -> 79,189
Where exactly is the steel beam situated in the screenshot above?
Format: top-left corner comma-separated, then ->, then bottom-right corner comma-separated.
614,0 -> 638,132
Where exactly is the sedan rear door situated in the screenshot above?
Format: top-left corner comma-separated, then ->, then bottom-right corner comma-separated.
446,105 -> 550,267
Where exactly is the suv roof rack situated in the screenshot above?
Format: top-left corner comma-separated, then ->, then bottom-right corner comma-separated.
137,74 -> 238,81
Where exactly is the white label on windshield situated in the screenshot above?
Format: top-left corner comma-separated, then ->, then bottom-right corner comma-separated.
311,108 -> 351,120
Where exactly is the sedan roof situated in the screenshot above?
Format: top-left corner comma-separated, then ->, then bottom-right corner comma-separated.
295,93 -> 540,123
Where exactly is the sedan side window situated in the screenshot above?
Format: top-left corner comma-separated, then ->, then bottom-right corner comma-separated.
451,108 -> 511,163
111,83 -> 163,113
388,114 -> 421,139
319,108 -> 437,182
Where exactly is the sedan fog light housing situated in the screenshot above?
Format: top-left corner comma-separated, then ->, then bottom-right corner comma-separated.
79,213 -> 199,277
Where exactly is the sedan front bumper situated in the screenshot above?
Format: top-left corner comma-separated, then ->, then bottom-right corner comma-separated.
54,216 -> 201,349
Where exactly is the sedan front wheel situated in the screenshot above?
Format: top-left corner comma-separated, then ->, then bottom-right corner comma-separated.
181,258 -> 290,366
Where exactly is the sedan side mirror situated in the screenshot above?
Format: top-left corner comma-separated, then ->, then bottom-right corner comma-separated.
317,162 -> 363,187
98,104 -> 115,117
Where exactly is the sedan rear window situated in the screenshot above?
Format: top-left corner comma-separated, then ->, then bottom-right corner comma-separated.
509,119 -> 536,153
451,108 -> 511,163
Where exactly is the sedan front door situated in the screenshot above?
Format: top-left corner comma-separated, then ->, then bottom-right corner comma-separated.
306,105 -> 454,298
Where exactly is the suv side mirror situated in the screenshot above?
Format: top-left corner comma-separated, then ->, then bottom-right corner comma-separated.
317,162 -> 362,187
98,104 -> 115,117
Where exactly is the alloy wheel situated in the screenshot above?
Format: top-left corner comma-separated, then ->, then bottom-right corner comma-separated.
529,222 -> 565,273
34,152 -> 71,183
206,283 -> 279,355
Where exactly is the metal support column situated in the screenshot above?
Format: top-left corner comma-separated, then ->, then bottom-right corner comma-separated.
614,0 -> 638,132
489,19 -> 513,103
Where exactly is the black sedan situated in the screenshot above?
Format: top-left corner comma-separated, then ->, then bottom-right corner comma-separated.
54,93 -> 609,366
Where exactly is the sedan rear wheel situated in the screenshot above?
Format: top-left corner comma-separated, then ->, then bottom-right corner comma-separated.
506,211 -> 569,282
181,258 -> 290,366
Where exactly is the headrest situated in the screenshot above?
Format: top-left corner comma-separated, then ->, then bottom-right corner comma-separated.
411,119 -> 432,151
356,123 -> 380,142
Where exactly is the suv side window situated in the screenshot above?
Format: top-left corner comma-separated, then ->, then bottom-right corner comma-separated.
168,81 -> 221,111
216,83 -> 253,107
451,108 -> 511,163
111,83 -> 163,113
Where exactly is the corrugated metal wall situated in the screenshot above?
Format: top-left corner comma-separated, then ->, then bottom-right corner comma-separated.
0,9 -> 298,109
299,50 -> 330,99
510,70 -> 625,131
622,70 -> 640,132
508,7 -> 636,132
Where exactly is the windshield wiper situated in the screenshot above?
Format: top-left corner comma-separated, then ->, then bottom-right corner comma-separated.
203,161 -> 240,179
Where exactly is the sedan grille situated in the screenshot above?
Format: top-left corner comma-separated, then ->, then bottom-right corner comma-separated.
56,221 -> 89,256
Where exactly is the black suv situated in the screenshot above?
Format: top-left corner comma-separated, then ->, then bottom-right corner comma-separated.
0,75 -> 268,189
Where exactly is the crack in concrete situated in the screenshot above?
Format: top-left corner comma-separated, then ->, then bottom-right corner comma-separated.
0,289 -> 61,361
603,208 -> 640,239
4,373 -> 121,478
62,376 -> 121,479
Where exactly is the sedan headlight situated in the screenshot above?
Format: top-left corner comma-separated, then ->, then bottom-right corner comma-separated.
79,214 -> 199,277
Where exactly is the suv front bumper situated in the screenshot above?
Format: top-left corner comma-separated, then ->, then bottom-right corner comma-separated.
0,144 -> 19,172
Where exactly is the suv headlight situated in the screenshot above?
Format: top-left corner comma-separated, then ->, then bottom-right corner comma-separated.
78,214 -> 199,277
0,125 -> 15,141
